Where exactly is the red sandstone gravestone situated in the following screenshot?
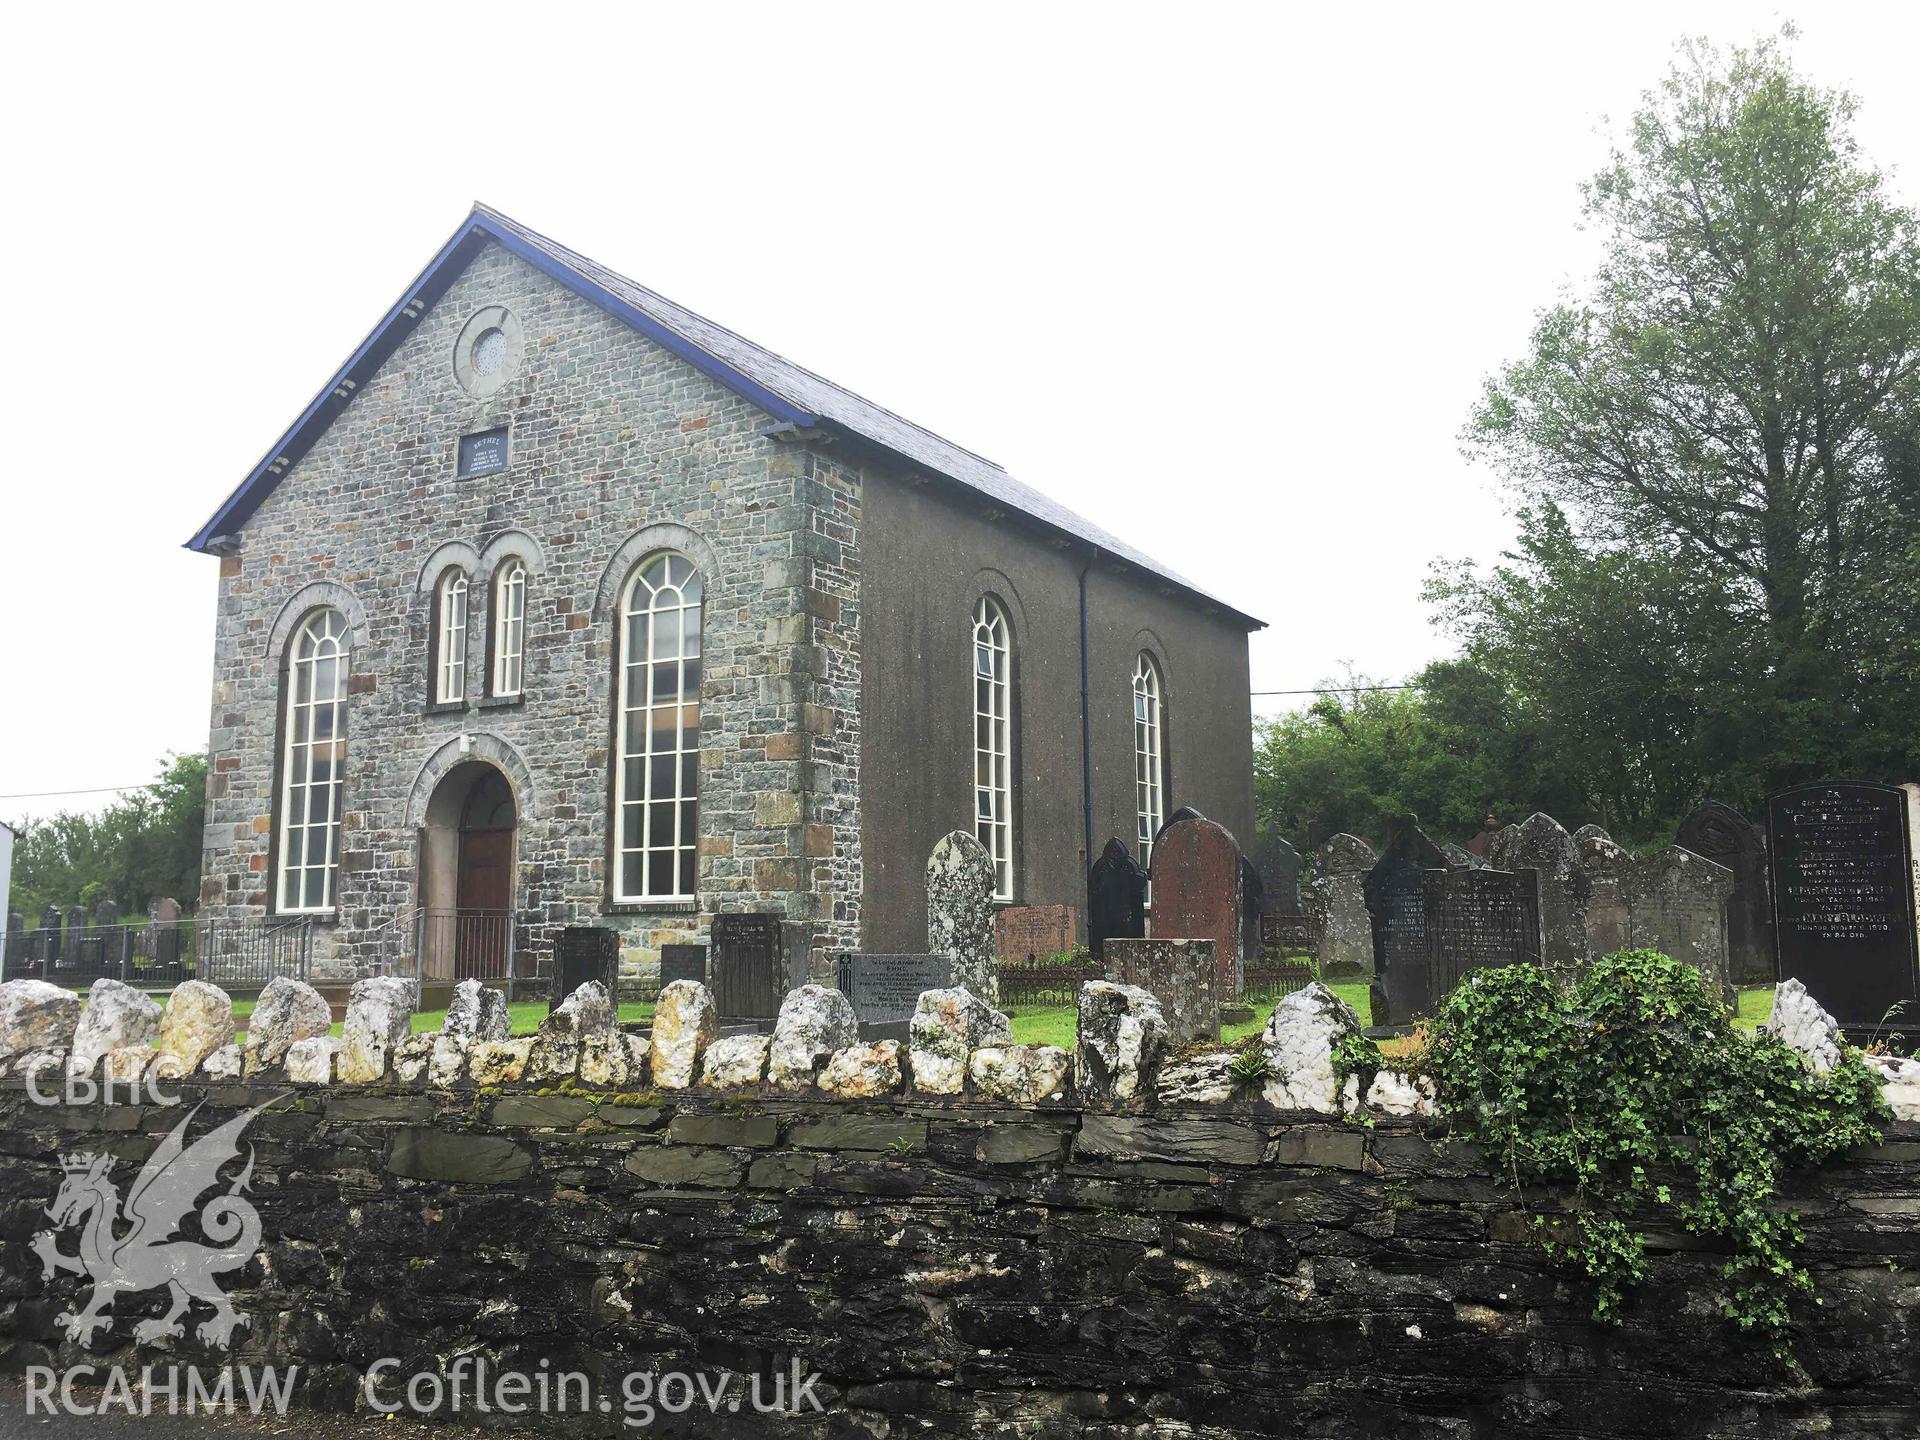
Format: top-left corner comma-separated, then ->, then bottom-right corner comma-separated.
1147,817 -> 1245,999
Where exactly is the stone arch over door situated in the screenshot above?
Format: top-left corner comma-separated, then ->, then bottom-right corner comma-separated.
406,735 -> 538,989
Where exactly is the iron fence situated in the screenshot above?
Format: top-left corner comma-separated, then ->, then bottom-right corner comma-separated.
1242,956 -> 1317,1008
995,957 -> 1101,1009
5,917 -> 316,990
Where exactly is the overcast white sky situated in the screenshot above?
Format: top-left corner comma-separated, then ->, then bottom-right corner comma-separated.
2,2 -> 1916,824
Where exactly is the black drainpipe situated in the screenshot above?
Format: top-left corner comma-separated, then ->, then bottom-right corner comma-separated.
1078,546 -> 1098,873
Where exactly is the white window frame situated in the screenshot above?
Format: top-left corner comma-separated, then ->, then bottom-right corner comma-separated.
1133,652 -> 1165,872
434,569 -> 468,704
613,551 -> 703,904
277,608 -> 349,914
973,596 -> 1014,901
492,559 -> 526,698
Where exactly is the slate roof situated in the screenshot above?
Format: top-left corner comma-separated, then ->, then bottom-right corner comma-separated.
188,204 -> 1262,629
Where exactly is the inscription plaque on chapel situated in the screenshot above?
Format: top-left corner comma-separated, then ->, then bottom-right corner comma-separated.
457,427 -> 510,479
1768,783 -> 1919,1031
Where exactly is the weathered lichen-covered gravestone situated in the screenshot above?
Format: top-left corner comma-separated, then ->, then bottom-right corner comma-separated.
1105,938 -> 1219,1042
1769,782 -> 1920,1033
1364,820 -> 1450,1027
1577,827 -> 1634,959
1628,847 -> 1736,1003
1312,833 -> 1377,974
1487,812 -> 1592,976
1149,816 -> 1247,1000
1251,830 -> 1304,914
926,830 -> 997,1006
1676,800 -> 1775,985
1087,839 -> 1147,961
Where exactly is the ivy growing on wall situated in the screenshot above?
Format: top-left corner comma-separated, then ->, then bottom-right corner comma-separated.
1423,950 -> 1886,1353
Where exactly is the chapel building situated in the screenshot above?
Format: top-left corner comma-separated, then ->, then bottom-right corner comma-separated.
188,206 -> 1262,982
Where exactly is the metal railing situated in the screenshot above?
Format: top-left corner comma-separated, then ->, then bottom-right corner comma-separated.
5,917 -> 316,990
356,908 -> 528,997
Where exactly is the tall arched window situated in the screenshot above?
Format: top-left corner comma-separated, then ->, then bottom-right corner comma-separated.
278,608 -> 349,913
492,559 -> 526,698
434,569 -> 468,704
615,552 -> 703,902
1133,652 -> 1165,870
972,596 -> 1013,901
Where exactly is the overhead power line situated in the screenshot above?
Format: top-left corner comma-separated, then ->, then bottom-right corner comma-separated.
1251,684 -> 1414,697
0,783 -> 148,802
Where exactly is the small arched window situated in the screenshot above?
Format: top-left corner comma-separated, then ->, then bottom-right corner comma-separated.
614,551 -> 704,902
972,596 -> 1014,901
1133,653 -> 1165,870
492,559 -> 526,698
278,608 -> 350,913
434,569 -> 468,704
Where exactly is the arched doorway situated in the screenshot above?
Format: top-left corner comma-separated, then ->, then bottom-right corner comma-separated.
418,761 -> 518,983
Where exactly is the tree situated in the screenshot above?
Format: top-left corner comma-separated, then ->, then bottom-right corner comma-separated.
1462,29 -> 1920,802
6,753 -> 207,922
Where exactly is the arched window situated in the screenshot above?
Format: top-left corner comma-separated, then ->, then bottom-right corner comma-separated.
278,608 -> 350,913
972,596 -> 1013,901
492,559 -> 526,698
434,569 -> 468,704
615,552 -> 703,902
1133,653 -> 1165,870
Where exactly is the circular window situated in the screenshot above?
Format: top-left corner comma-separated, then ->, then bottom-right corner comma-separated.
472,328 -> 507,376
453,307 -> 523,398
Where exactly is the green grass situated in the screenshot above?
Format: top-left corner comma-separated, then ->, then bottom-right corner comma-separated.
223,997 -> 654,1040
1006,982 -> 1773,1053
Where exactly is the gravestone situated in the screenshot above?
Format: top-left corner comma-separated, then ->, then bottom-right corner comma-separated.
1577,829 -> 1634,959
1148,816 -> 1247,1000
5,914 -> 21,974
1251,831 -> 1304,914
926,830 -> 997,1005
1769,782 -> 1920,1033
711,914 -> 812,1022
92,899 -> 120,928
1313,834 -> 1377,974
1153,806 -> 1208,845
37,905 -> 60,968
1240,855 -> 1264,965
1573,823 -> 1611,845
993,904 -> 1077,963
1105,938 -> 1218,1042
66,907 -> 91,972
1905,784 -> 1920,954
1087,839 -> 1147,961
1424,866 -> 1540,996
1364,819 -> 1451,1027
1628,847 -> 1736,1003
1676,801 -> 1775,986
658,943 -> 707,989
552,927 -> 620,1010
1487,813 -> 1591,975
147,896 -> 184,969
837,953 -> 952,1037
1441,842 -> 1486,871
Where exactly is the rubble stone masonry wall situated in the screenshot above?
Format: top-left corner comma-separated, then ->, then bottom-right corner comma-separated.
1,1080 -> 1915,1438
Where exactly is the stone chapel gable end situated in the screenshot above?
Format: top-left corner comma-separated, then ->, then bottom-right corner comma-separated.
184,206 -> 1261,992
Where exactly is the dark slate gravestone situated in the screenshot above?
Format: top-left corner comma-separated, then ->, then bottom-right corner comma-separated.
658,943 -> 707,990
837,953 -> 952,1038
147,896 -> 184,969
1424,866 -> 1540,998
1364,819 -> 1451,1028
711,914 -> 813,1023
552,926 -> 621,1010
1768,783 -> 1920,1033
66,907 -> 91,973
1252,832 -> 1304,915
1240,856 -> 1264,966
1676,801 -> 1775,986
1149,817 -> 1248,1000
1087,838 -> 1147,962
1153,806 -> 1209,846
37,905 -> 61,968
